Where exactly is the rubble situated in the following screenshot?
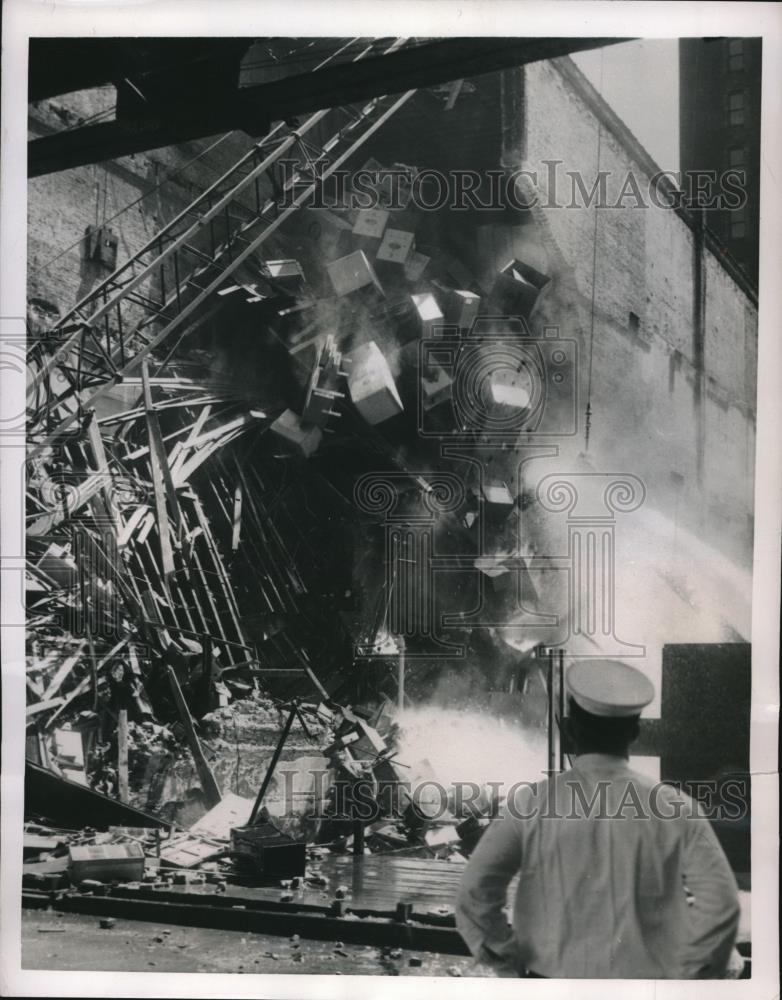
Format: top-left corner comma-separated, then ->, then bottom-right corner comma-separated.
22,77 -> 554,918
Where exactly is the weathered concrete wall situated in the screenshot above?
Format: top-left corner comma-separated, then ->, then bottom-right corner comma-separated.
520,58 -> 757,571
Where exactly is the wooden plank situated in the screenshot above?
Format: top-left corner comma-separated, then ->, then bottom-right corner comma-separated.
190,496 -> 248,651
26,699 -> 65,718
141,359 -> 178,580
181,412 -> 261,451
117,505 -> 149,547
231,482 -> 243,551
27,472 -> 107,536
444,78 -> 465,110
177,509 -> 233,658
26,675 -> 44,699
170,416 -> 262,487
45,635 -> 129,729
166,665 -> 222,808
117,709 -> 129,803
304,664 -> 330,701
86,410 -> 123,537
41,640 -> 86,702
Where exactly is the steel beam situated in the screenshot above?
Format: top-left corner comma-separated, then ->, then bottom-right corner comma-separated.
29,37 -> 629,177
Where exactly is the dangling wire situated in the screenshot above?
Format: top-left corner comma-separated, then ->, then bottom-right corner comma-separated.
585,48 -> 605,453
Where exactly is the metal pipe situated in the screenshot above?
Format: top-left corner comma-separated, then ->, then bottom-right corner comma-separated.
352,820 -> 365,857
249,704 -> 297,825
547,650 -> 556,775
397,637 -> 406,712
558,649 -> 566,771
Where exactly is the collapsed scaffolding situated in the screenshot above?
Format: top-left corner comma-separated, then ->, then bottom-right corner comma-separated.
24,36 -> 563,894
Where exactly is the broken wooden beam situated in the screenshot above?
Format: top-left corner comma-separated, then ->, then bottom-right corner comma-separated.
117,709 -> 129,804
141,359 -> 179,581
166,665 -> 222,808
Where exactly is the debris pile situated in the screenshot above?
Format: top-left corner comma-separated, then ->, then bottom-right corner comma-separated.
25,80 -> 558,847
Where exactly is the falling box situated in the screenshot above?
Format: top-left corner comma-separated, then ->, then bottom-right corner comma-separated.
352,209 -> 389,238
490,371 -> 531,409
404,251 -> 430,281
265,259 -> 305,294
447,289 -> 481,330
411,293 -> 445,337
482,482 -> 514,507
327,250 -> 385,298
421,365 -> 453,410
474,557 -> 513,592
377,228 -> 415,264
347,341 -> 403,425
492,258 -> 550,318
68,843 -> 145,884
271,409 -> 322,457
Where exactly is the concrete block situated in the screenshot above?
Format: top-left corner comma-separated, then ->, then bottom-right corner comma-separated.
474,556 -> 513,592
270,409 -> 322,458
492,258 -> 550,318
447,289 -> 481,330
346,341 -> 404,425
327,250 -> 384,298
411,292 -> 445,338
481,482 -> 514,507
404,251 -> 430,281
69,843 -> 145,884
352,209 -> 389,238
421,365 -> 453,411
265,259 -> 306,295
377,228 -> 415,264
489,369 -> 531,409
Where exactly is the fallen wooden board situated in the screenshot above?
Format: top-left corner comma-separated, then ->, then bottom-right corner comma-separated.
189,792 -> 254,840
158,836 -> 225,869
26,699 -> 65,719
166,666 -> 222,808
23,858 -> 70,875
41,641 -> 86,702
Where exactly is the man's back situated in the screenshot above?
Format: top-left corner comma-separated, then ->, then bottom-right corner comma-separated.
456,754 -> 741,979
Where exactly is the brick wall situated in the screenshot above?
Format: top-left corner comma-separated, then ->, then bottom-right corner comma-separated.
521,58 -> 757,570
27,86 -> 278,319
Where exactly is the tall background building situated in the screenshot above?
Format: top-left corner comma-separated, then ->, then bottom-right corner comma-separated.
679,37 -> 762,287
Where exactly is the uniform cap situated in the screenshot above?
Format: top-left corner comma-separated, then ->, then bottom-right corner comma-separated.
566,660 -> 654,718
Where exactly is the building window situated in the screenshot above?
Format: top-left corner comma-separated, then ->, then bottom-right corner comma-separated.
728,91 -> 745,126
727,38 -> 744,72
729,146 -> 746,168
730,206 -> 747,240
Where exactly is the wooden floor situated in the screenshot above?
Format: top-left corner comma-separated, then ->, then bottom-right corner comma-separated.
164,854 -> 479,917
148,852 -> 750,948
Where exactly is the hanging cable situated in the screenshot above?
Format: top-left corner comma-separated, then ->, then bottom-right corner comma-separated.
584,48 -> 605,453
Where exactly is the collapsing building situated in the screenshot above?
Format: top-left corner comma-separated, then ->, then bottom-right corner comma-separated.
21,37 -> 754,958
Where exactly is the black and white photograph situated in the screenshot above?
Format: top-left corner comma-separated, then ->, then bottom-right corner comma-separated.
1,2 -> 779,997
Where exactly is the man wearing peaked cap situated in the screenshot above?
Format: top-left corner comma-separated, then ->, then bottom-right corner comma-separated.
456,659 -> 741,979
567,659 -> 655,716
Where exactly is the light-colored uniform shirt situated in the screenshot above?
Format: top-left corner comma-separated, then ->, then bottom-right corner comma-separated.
456,754 -> 741,979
